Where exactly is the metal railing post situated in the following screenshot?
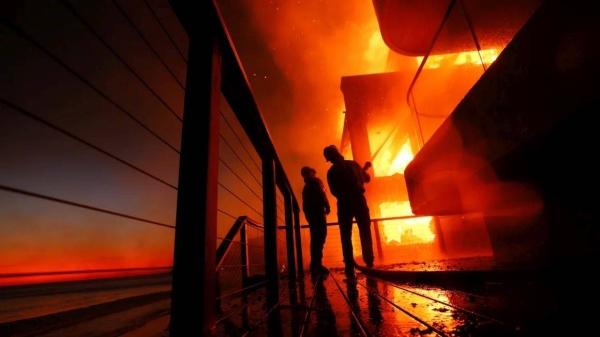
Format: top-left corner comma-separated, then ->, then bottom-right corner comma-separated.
293,202 -> 304,275
240,222 -> 250,327
284,189 -> 300,313
373,220 -> 384,260
433,216 -> 447,254
262,157 -> 279,307
168,15 -> 221,335
405,0 -> 458,147
284,187 -> 297,279
241,222 -> 249,289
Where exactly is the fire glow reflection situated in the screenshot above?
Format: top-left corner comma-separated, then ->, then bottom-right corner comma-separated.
389,286 -> 460,333
416,49 -> 499,69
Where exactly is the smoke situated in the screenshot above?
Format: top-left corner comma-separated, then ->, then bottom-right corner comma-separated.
243,0 -> 387,130
218,0 -> 390,217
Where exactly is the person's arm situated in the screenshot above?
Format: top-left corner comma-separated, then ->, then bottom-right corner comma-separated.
317,178 -> 331,214
301,186 -> 307,215
356,161 -> 371,183
327,170 -> 339,198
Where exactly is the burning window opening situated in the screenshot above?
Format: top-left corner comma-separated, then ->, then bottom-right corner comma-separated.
369,135 -> 435,245
372,137 -> 414,177
416,49 -> 499,69
379,201 -> 434,245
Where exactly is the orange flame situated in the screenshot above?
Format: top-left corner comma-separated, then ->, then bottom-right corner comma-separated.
371,138 -> 435,245
379,201 -> 434,245
373,138 -> 414,177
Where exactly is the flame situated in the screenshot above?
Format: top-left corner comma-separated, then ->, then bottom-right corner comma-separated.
379,201 -> 434,245
373,138 -> 414,177
363,30 -> 389,73
370,137 -> 435,245
416,49 -> 499,69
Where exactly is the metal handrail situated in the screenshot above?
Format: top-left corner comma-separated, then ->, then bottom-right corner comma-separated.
404,0 -> 458,147
216,216 -> 265,270
281,214 -> 437,229
405,0 -> 459,109
404,0 -> 496,146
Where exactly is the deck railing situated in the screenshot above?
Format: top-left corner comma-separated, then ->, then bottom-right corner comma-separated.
0,0 -> 302,336
406,0 -> 543,146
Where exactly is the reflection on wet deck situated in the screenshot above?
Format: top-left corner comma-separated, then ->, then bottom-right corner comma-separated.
215,267 -> 554,337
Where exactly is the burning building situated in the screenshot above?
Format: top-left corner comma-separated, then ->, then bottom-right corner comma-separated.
339,72 -> 437,255
341,0 -> 600,271
335,0 -> 559,264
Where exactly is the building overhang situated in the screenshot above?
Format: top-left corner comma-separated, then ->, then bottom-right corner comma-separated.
372,0 -> 542,56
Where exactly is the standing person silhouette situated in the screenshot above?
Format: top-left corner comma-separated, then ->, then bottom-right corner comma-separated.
323,145 -> 374,280
301,166 -> 331,274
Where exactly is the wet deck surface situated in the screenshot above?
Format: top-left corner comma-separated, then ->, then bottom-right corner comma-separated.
214,264 -> 563,337
2,262 -> 580,336
4,259 -> 591,336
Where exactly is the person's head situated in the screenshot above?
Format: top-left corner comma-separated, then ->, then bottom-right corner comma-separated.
300,166 -> 317,179
323,145 -> 343,164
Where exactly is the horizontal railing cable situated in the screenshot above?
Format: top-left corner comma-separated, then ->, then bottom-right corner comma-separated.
215,301 -> 253,326
220,111 -> 261,173
276,203 -> 285,222
215,287 -> 270,328
241,291 -> 291,337
142,0 -> 188,64
300,273 -> 320,337
218,263 -> 266,269
0,19 -> 181,155
288,214 -> 441,229
216,280 -> 269,301
244,219 -> 265,230
355,279 -> 446,336
246,227 -> 264,235
58,0 -> 183,123
0,184 -> 175,229
219,134 -> 262,186
218,125 -> 285,215
216,237 -> 265,250
219,157 -> 262,202
218,183 -> 263,218
111,0 -> 186,89
0,98 -> 178,191
375,277 -> 504,325
329,271 -> 370,337
217,208 -> 239,221
275,190 -> 285,213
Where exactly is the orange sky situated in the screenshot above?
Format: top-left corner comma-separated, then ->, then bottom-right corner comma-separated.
216,0 -> 397,222
0,0 -> 542,287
